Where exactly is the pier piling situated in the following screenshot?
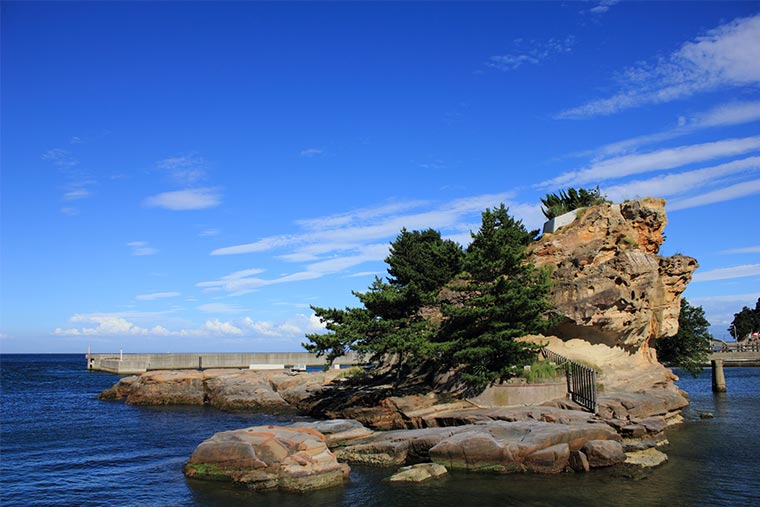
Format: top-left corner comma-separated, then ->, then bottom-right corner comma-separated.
712,359 -> 727,393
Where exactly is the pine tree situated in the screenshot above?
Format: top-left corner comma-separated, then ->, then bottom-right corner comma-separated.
440,205 -> 552,385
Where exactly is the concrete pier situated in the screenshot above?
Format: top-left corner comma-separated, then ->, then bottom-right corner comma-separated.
712,359 -> 727,393
86,352 -> 363,374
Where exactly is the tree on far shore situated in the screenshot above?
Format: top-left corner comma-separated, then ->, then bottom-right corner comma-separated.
656,298 -> 712,377
728,298 -> 760,341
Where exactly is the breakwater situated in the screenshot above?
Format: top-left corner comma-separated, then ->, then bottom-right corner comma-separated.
86,352 -> 363,374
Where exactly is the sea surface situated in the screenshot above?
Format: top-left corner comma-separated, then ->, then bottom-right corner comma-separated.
1,354 -> 758,507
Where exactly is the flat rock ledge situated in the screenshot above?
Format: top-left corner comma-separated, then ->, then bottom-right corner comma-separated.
298,419 -> 626,475
388,463 -> 448,482
184,425 -> 349,492
99,369 -> 338,412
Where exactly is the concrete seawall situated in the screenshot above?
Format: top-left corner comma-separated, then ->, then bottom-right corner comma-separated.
86,352 -> 364,374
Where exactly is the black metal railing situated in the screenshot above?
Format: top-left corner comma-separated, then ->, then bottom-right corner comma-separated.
540,348 -> 597,413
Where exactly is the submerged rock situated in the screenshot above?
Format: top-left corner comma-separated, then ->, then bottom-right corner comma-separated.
388,463 -> 448,482
625,448 -> 668,468
184,425 -> 348,492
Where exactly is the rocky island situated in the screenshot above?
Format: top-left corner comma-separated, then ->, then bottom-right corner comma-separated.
100,197 -> 697,492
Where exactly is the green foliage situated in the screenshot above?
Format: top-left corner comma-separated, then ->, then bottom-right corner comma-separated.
303,305 -> 368,367
440,204 -> 552,385
303,204 -> 553,388
524,361 -> 561,383
303,228 -> 462,370
656,298 -> 712,377
540,186 -> 608,219
335,366 -> 366,379
386,228 -> 464,297
728,298 -> 760,341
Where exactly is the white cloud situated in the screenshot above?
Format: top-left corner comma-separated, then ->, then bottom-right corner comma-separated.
55,314 -> 151,336
487,36 -> 575,71
722,245 -> 760,255
203,319 -> 244,336
693,100 -> 760,128
558,13 -> 760,118
144,187 -> 222,210
54,311 -> 325,339
63,188 -> 91,201
300,148 -> 323,157
128,241 -> 158,256
157,154 -> 208,186
42,148 -> 78,168
588,0 -> 620,14
692,264 -> 760,283
198,228 -> 220,237
60,207 -> 79,216
669,178 -> 760,210
240,313 -> 325,337
542,135 -> 760,188
135,292 -> 180,301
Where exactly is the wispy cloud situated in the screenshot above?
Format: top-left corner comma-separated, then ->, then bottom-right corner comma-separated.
143,187 -> 222,210
604,156 -> 760,202
135,292 -> 180,301
200,244 -> 388,296
42,148 -> 78,168
128,241 -> 159,256
669,178 -> 760,211
300,148 -> 323,157
203,193 -> 543,296
558,13 -> 760,118
69,129 -> 109,145
570,100 -> 760,161
541,135 -> 760,188
62,188 -> 91,201
157,154 -> 208,186
722,245 -> 760,255
198,228 -> 220,237
588,0 -> 620,15
487,36 -> 575,71
693,100 -> 760,129
692,264 -> 760,283
211,193 -> 524,257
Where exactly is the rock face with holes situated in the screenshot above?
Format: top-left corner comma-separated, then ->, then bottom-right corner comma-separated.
184,425 -> 348,492
529,198 -> 698,353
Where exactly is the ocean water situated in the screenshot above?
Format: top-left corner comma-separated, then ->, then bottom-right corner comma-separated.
1,354 -> 758,507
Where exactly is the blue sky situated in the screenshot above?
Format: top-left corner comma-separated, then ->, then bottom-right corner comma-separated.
1,1 -> 759,353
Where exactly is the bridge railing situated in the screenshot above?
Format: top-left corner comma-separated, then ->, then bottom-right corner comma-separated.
540,348 -> 597,413
712,342 -> 760,353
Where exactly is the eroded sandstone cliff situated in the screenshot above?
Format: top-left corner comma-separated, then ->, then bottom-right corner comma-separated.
529,198 -> 698,354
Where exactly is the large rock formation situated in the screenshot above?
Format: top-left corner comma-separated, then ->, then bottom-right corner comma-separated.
99,368 -> 340,411
529,198 -> 698,353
